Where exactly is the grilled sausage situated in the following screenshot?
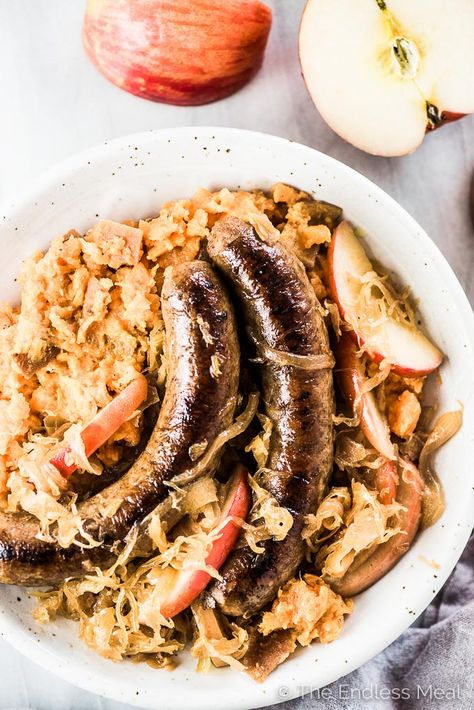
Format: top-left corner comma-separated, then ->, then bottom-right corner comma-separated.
207,216 -> 334,616
0,261 -> 239,586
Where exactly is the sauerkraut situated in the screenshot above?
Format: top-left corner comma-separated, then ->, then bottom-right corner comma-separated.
0,182 -> 453,680
309,481 -> 402,578
259,574 -> 353,646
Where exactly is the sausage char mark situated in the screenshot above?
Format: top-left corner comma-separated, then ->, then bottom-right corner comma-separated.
207,216 -> 334,616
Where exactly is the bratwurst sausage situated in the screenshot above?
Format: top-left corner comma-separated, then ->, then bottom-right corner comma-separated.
207,216 -> 334,616
0,261 -> 239,586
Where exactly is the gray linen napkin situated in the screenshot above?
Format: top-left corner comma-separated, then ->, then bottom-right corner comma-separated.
263,535 -> 474,710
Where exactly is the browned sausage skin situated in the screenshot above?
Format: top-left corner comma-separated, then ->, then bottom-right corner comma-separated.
0,261 -> 240,586
207,216 -> 334,616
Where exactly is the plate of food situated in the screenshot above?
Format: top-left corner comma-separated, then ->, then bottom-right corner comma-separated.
0,127 -> 472,709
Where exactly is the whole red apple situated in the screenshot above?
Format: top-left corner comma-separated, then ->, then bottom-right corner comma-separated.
83,0 -> 272,106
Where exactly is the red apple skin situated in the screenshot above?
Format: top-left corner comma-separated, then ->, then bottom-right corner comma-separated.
159,465 -> 252,619
426,111 -> 466,132
375,460 -> 398,505
50,374 -> 148,477
329,459 -> 423,597
335,333 -> 396,461
335,331 -> 398,498
83,0 -> 272,106
328,224 -> 442,378
352,344 -> 437,379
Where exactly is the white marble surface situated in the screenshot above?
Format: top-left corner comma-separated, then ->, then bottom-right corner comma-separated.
0,1 -> 472,708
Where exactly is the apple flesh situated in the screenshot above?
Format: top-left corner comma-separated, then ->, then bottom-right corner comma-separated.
50,374 -> 148,478
142,465 -> 251,620
335,333 -> 398,497
328,221 -> 443,377
335,332 -> 395,461
328,458 -> 423,597
299,0 -> 474,156
83,0 -> 272,106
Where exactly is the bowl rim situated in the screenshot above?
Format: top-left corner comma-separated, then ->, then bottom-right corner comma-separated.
0,126 -> 473,709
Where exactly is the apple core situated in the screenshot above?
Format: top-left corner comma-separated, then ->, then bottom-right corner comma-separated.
299,0 -> 474,156
391,37 -> 420,80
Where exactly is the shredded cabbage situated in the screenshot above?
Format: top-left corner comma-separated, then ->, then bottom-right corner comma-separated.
313,481 -> 402,578
419,409 -> 463,529
347,269 -> 416,348
32,471 -> 243,664
32,475 -> 224,663
62,423 -> 103,475
25,186 -> 448,678
245,413 -> 272,469
335,432 -> 385,471
4,421 -> 108,549
241,471 -> 293,554
303,488 -> 351,550
191,603 -> 248,672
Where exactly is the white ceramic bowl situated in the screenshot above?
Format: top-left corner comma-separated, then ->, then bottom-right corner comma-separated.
0,127 -> 473,710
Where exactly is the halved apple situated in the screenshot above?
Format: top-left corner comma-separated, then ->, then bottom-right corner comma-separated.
299,0 -> 474,156
335,333 -> 395,461
83,0 -> 272,106
141,465 -> 251,620
328,221 -> 443,377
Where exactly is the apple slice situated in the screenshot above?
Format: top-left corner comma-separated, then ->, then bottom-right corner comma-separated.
299,0 -> 474,156
49,374 -> 148,477
141,465 -> 251,620
374,460 -> 398,505
335,332 -> 395,460
329,221 -> 443,377
328,458 -> 423,597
